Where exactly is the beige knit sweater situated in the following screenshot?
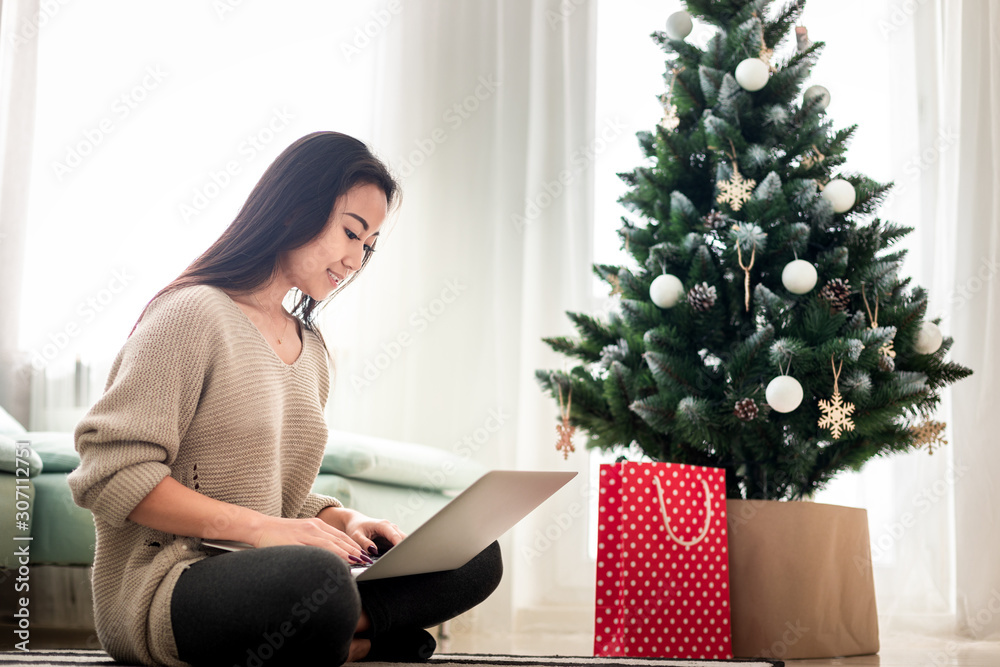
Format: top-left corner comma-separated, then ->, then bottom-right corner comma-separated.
68,284 -> 344,667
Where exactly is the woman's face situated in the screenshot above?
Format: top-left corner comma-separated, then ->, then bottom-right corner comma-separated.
280,182 -> 388,300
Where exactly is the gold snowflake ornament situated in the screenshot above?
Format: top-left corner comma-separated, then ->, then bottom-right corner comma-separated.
716,164 -> 757,211
607,273 -> 624,297
818,358 -> 856,440
658,69 -> 683,132
911,420 -> 947,455
818,392 -> 856,439
658,103 -> 680,131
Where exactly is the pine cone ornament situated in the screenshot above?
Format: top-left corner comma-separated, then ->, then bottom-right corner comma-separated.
734,398 -> 759,421
878,353 -> 895,372
819,278 -> 852,312
687,282 -> 717,311
703,209 -> 727,230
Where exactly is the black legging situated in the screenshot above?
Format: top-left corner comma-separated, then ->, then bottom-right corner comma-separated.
169,541 -> 503,666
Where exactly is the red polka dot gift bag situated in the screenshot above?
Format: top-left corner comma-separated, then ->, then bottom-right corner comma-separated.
593,462 -> 733,659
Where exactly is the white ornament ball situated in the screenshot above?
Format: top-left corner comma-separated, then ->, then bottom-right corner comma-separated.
803,84 -> 831,111
665,11 -> 693,40
781,259 -> 818,295
914,321 -> 943,355
650,274 -> 685,309
766,375 -> 804,413
735,58 -> 770,91
822,178 -> 857,213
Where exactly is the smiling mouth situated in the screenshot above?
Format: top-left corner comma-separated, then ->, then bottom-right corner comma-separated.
327,269 -> 344,288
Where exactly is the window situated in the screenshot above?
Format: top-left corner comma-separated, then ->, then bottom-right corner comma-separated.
22,1 -> 385,428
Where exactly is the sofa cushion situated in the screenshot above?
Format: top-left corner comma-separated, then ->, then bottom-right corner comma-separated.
17,431 -> 80,472
322,429 -> 486,491
310,473 -> 355,509
0,433 -> 44,477
321,436 -> 377,477
0,404 -> 27,437
9,427 -> 488,491
29,473 -> 97,566
0,476 -> 34,568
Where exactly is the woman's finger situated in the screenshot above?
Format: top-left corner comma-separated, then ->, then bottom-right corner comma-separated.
307,519 -> 372,562
371,522 -> 406,549
354,534 -> 381,557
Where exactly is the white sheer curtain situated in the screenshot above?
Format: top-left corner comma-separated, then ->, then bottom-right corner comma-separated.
806,0 -> 1000,641
18,0 -> 387,429
0,0 -> 39,428
319,0 -> 598,632
802,0 -> 958,629
936,0 -> 1000,640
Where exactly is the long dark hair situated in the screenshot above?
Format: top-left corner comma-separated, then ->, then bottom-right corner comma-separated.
128,131 -> 400,350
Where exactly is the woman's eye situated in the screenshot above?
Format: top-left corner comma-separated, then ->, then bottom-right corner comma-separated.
347,229 -> 375,255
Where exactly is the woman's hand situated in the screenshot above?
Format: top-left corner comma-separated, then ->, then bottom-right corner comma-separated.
317,507 -> 406,556
248,515 -> 374,566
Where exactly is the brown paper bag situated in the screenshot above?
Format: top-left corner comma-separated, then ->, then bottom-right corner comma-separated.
726,499 -> 879,660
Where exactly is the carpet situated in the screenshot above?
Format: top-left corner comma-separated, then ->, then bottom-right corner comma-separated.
0,650 -> 783,666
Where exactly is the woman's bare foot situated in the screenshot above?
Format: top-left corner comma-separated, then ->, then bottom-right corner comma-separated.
347,637 -> 371,662
356,609 -> 371,633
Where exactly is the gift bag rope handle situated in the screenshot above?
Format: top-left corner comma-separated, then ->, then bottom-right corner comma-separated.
652,475 -> 713,547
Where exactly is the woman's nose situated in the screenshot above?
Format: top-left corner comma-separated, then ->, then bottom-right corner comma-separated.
343,245 -> 365,272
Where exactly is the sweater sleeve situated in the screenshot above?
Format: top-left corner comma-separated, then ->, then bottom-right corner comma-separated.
68,289 -> 217,528
297,492 -> 344,518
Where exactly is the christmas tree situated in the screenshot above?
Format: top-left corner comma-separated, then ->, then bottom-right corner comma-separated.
536,0 -> 972,501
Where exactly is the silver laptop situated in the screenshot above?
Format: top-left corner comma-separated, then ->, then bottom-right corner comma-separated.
202,469 -> 577,581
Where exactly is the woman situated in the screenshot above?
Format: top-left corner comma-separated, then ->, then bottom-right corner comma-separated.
68,131 -> 502,666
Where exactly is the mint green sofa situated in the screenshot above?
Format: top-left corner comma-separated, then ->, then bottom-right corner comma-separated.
0,405 -> 485,635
